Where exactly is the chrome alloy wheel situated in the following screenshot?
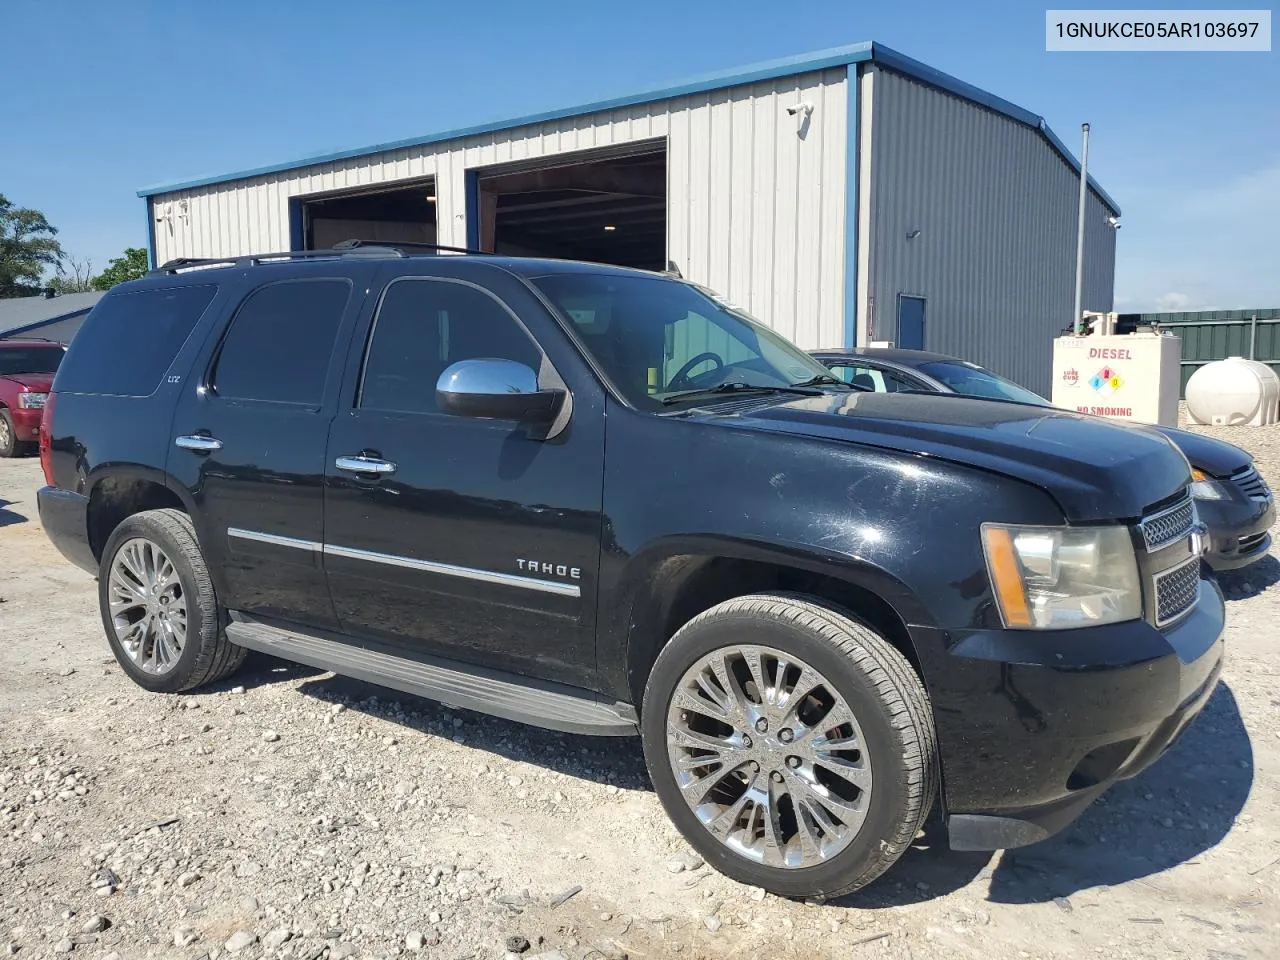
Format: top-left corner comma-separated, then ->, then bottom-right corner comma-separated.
107,537 -> 188,675
665,645 -> 872,868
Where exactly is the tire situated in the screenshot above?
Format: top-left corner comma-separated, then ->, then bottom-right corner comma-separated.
0,410 -> 19,458
98,508 -> 246,693
641,593 -> 936,899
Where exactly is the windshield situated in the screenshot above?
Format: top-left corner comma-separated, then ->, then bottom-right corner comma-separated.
916,360 -> 1048,406
0,346 -> 64,377
531,273 -> 837,410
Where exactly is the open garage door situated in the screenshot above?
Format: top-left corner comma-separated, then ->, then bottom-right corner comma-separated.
299,180 -> 437,250
472,141 -> 666,269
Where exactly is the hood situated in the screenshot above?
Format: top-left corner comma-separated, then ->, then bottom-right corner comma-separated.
704,391 -> 1191,522
0,373 -> 54,392
1138,424 -> 1251,477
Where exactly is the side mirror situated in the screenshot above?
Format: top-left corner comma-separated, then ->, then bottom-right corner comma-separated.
435,359 -> 564,424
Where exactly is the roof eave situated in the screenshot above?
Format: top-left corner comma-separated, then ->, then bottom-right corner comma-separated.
137,40 -> 1119,216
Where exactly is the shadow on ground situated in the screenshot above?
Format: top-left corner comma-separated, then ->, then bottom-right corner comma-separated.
200,651 -> 325,693
985,682 -> 1252,904
242,656 -> 1250,909
0,497 -> 28,529
1216,554 -> 1280,600
295,670 -> 654,790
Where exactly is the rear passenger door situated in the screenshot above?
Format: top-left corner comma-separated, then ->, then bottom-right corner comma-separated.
168,265 -> 374,631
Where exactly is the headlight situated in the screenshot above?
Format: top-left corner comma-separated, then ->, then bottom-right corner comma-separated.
981,523 -> 1142,629
1189,467 -> 1230,501
17,392 -> 48,409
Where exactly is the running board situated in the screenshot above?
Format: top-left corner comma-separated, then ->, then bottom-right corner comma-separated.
225,616 -> 638,736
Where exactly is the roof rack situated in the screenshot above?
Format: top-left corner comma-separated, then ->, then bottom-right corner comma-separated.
151,239 -> 492,275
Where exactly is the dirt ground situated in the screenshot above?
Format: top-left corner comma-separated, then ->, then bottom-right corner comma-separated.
2,423 -> 1279,960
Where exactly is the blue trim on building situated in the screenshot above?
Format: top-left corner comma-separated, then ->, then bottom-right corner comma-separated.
868,45 -> 1119,215
135,40 -> 1118,216
137,42 -> 875,198
464,169 -> 481,250
1035,121 -> 1119,214
144,197 -> 157,269
844,63 -> 860,349
288,197 -> 305,250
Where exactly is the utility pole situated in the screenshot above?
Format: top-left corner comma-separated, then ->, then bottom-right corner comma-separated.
1072,123 -> 1090,335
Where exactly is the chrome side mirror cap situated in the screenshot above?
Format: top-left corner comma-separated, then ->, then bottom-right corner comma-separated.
435,359 -> 564,425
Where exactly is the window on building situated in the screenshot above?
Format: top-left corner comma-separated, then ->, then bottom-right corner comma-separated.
359,278 -> 541,416
212,279 -> 350,406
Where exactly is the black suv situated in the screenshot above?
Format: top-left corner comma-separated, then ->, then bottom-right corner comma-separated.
39,247 -> 1225,899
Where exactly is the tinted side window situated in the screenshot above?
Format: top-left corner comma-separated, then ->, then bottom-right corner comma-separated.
54,285 -> 217,396
213,279 -> 351,406
360,279 -> 540,415
829,364 -> 918,393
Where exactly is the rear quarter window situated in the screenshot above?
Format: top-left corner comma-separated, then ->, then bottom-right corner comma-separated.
54,285 -> 218,397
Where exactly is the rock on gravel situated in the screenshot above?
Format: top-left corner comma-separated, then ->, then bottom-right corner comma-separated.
263,926 -> 292,950
406,931 -> 426,950
173,926 -> 198,947
224,930 -> 257,952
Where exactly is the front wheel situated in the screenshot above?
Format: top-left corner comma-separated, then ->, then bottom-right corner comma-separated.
641,593 -> 937,899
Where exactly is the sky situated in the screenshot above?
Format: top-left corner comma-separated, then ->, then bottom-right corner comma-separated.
2,0 -> 1276,312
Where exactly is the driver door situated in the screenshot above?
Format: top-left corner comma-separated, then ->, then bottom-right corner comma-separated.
322,269 -> 605,690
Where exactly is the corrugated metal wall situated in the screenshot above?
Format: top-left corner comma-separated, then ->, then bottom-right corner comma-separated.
1119,310 -> 1280,395
861,66 -> 1116,397
149,70 -> 848,349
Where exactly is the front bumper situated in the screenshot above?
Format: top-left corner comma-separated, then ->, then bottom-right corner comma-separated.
8,405 -> 43,443
36,486 -> 97,575
911,577 -> 1226,851
1198,495 -> 1274,571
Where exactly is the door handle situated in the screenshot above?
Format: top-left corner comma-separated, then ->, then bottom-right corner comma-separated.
175,435 -> 223,452
335,455 -> 396,475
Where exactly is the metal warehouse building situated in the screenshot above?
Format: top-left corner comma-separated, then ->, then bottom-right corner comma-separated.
139,42 -> 1119,396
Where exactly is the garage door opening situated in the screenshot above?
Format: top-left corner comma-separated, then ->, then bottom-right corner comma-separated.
472,142 -> 666,270
299,180 -> 437,250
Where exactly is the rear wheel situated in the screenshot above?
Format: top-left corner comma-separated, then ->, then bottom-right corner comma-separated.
641,593 -> 936,899
98,509 -> 246,693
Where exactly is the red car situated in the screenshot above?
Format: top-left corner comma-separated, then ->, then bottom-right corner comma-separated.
0,340 -> 66,458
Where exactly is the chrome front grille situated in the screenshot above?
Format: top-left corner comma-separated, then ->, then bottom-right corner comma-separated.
1154,557 -> 1200,627
1232,465 -> 1271,502
1140,496 -> 1195,551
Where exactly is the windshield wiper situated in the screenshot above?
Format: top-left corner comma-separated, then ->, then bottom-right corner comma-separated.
660,382 -> 824,405
791,373 -> 859,390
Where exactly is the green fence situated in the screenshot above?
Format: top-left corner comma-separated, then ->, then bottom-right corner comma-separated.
1118,308 -> 1280,397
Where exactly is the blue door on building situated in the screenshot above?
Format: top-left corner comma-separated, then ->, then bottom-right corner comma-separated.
897,295 -> 926,350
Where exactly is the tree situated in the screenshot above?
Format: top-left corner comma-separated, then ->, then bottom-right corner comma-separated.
92,247 -> 149,290
0,193 -> 64,298
50,256 -> 95,294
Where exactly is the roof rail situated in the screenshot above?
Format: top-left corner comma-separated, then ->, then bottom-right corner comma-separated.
151,247 -> 402,275
150,239 -> 494,275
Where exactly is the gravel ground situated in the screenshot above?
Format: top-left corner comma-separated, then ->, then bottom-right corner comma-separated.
3,421 -> 1280,960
